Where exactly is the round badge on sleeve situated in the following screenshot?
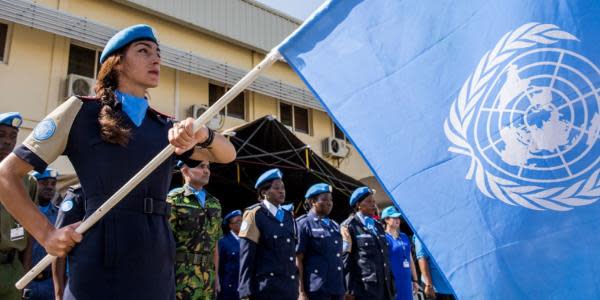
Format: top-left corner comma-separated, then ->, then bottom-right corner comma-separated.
61,199 -> 74,212
33,119 -> 56,141
240,220 -> 249,232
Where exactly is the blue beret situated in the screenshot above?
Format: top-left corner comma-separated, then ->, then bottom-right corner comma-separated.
305,183 -> 332,199
0,112 -> 23,128
281,203 -> 294,212
381,205 -> 402,219
100,24 -> 159,64
255,168 -> 283,189
32,168 -> 58,181
349,186 -> 373,206
222,210 -> 242,224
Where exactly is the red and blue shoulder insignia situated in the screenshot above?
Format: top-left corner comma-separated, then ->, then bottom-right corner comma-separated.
75,95 -> 101,102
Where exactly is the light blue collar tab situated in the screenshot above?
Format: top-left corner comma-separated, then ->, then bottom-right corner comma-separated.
186,184 -> 207,208
115,90 -> 148,127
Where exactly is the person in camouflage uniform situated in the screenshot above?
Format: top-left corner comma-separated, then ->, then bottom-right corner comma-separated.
168,160 -> 223,300
0,112 -> 36,300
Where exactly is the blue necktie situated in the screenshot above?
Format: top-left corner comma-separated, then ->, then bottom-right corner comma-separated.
275,208 -> 284,222
115,90 -> 148,127
188,186 -> 206,208
365,216 -> 378,234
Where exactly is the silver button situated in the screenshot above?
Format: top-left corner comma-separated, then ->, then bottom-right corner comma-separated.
337,253 -> 341,257
381,250 -> 384,253
314,269 -> 319,273
330,229 -> 334,232
274,235 -> 278,239
334,240 -> 338,244
337,266 -> 342,271
280,223 -> 284,227
228,284 -> 232,287
291,275 -> 295,279
365,242 -> 369,246
362,278 -> 366,281
286,238 -> 291,243
270,273 -> 274,276
290,256 -> 294,261
384,263 -> 387,267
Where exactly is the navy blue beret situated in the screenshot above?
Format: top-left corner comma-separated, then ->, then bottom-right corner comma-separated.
223,210 -> 242,224
32,168 -> 58,181
305,183 -> 332,199
255,168 -> 283,189
0,112 -> 23,128
100,24 -> 159,64
349,186 -> 374,206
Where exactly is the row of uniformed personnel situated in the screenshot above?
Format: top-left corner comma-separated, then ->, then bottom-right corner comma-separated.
237,168 -> 397,300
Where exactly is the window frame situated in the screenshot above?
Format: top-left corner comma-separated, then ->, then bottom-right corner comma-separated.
278,100 -> 312,135
68,41 -> 101,79
208,81 -> 247,121
0,22 -> 13,64
332,120 -> 349,142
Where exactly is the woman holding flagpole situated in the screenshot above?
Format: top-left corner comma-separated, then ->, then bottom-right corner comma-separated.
0,24 -> 235,299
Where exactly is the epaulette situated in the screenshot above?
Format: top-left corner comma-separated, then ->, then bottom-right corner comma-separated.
67,183 -> 82,192
295,214 -> 308,222
167,187 -> 185,197
243,203 -> 261,213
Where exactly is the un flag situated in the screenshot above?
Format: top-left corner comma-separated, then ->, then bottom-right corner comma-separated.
279,0 -> 600,299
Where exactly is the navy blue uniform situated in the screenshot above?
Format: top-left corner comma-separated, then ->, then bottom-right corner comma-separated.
341,213 -> 395,300
217,232 -> 240,300
55,185 -> 86,229
14,96 -> 198,300
238,202 -> 299,300
296,212 -> 345,300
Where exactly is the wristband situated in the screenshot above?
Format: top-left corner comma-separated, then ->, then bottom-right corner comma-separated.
197,127 -> 215,148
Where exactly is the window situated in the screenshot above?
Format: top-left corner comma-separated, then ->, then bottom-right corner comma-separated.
208,83 -> 246,120
68,44 -> 100,78
0,23 -> 9,62
279,102 -> 311,134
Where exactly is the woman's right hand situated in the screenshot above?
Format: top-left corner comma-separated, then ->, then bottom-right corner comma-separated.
43,222 -> 82,257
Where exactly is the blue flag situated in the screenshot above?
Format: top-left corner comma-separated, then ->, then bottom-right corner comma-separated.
279,1 -> 600,299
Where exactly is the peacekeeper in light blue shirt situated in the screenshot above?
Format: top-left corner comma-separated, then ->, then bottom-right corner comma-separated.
295,183 -> 345,300
413,236 -> 455,299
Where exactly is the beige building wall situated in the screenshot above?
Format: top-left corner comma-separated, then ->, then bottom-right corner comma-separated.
0,0 -> 373,184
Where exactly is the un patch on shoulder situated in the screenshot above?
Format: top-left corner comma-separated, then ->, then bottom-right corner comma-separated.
240,220 -> 249,232
33,119 -> 56,141
61,199 -> 74,212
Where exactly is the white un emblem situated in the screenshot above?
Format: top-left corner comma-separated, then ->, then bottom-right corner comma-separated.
445,23 -> 600,211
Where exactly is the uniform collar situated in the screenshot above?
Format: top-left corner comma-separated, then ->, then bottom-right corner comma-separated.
356,212 -> 368,226
262,199 -> 280,217
230,231 -> 240,241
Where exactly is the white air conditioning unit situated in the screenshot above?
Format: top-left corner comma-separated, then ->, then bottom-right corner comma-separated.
323,137 -> 349,158
188,104 -> 224,130
66,74 -> 95,97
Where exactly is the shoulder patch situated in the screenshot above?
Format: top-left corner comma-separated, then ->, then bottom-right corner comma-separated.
33,119 -> 56,141
60,199 -> 74,212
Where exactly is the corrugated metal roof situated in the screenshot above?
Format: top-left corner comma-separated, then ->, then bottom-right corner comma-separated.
113,0 -> 301,53
0,0 -> 322,110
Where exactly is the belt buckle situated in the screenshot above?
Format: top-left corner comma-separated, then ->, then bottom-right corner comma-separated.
144,198 -> 153,214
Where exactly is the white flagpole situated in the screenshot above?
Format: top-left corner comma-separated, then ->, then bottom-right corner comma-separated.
16,49 -> 283,289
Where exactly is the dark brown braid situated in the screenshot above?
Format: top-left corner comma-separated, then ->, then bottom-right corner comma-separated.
94,53 -> 131,146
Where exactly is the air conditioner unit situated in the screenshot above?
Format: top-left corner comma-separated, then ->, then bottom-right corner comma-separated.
323,137 -> 349,158
66,74 -> 95,97
188,104 -> 224,130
